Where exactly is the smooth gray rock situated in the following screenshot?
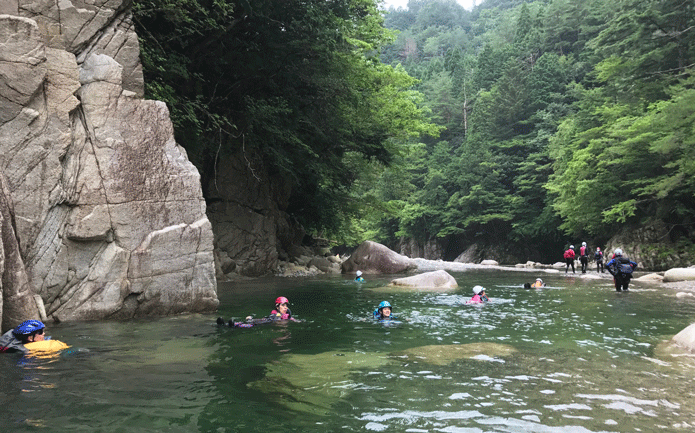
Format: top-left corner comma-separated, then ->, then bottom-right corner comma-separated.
341,241 -> 415,275
663,268 -> 695,283
389,270 -> 458,291
672,322 -> 695,353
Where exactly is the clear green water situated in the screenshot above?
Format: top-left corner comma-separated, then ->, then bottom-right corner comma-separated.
2,270 -> 695,432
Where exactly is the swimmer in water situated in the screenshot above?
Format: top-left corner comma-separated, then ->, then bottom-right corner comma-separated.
466,285 -> 489,304
217,296 -> 299,328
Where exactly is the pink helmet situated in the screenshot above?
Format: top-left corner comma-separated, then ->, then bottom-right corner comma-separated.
275,296 -> 289,305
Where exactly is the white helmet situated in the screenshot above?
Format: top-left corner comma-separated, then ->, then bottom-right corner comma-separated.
472,285 -> 484,295
614,248 -> 623,256
570,245 -> 574,249
582,242 -> 587,247
536,278 -> 543,283
356,270 -> 363,277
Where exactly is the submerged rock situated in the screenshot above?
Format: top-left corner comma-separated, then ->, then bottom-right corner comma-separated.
248,350 -> 391,414
390,343 -> 517,366
388,270 -> 458,291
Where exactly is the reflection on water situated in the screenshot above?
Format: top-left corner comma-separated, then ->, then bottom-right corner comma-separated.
2,270 -> 695,432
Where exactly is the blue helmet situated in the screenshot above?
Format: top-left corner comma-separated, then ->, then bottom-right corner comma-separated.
12,320 -> 45,338
377,301 -> 392,311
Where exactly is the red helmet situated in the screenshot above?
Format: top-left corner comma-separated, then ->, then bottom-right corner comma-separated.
275,296 -> 289,305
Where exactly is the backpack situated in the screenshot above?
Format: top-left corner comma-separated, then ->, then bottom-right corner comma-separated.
617,258 -> 633,274
563,249 -> 574,259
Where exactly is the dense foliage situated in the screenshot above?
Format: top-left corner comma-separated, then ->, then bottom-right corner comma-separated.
132,0 -> 439,236
134,0 -> 695,260
359,0 -> 695,259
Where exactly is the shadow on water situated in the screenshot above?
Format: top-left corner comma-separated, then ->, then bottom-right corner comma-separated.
3,269 -> 695,432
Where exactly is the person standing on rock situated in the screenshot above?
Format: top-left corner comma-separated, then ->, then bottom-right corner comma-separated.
563,245 -> 576,273
579,242 -> 589,273
605,248 -> 637,292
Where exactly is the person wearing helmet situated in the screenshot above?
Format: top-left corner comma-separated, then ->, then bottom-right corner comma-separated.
0,319 -> 68,354
563,245 -> 576,273
373,301 -> 397,321
594,247 -> 604,273
531,278 -> 545,288
355,270 -> 365,282
217,296 -> 298,328
605,248 -> 637,292
270,296 -> 293,320
579,242 -> 589,273
466,285 -> 489,304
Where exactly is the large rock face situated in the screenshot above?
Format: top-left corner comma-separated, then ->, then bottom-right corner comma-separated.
341,241 -> 415,275
206,150 -> 302,277
0,3 -> 217,327
0,170 -> 42,331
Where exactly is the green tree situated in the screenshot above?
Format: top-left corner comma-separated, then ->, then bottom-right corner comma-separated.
134,0 -> 440,235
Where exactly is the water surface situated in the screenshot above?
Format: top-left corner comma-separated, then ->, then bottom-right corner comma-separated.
2,270 -> 695,432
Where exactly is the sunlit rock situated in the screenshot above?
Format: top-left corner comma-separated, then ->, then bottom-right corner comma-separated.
671,323 -> 695,353
388,270 -> 458,291
663,268 -> 695,283
635,273 -> 664,282
390,343 -> 516,366
480,259 -> 499,266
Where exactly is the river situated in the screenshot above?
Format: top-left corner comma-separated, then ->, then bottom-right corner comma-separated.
2,269 -> 695,432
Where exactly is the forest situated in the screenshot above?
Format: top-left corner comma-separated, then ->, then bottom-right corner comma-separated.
133,0 -> 695,265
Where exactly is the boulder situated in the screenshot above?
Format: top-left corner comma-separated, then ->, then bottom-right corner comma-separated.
663,268 -> 695,283
308,257 -> 339,274
388,270 -> 458,291
671,323 -> 695,353
480,260 -> 499,266
341,241 -> 415,275
634,273 -> 664,282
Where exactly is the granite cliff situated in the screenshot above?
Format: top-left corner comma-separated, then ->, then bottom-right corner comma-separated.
0,1 -> 217,331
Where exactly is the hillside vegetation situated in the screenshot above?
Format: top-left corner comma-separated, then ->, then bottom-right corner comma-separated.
134,0 -> 695,266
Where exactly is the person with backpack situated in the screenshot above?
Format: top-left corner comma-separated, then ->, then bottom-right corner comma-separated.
563,245 -> 576,273
594,247 -> 604,273
605,248 -> 637,292
579,242 -> 589,273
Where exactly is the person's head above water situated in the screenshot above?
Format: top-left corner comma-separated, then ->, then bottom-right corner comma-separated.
472,285 -> 485,295
536,278 -> 543,283
356,270 -> 363,277
12,319 -> 46,344
275,296 -> 290,315
377,301 -> 392,317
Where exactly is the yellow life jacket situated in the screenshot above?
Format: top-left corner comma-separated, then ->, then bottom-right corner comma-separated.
23,340 -> 70,358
